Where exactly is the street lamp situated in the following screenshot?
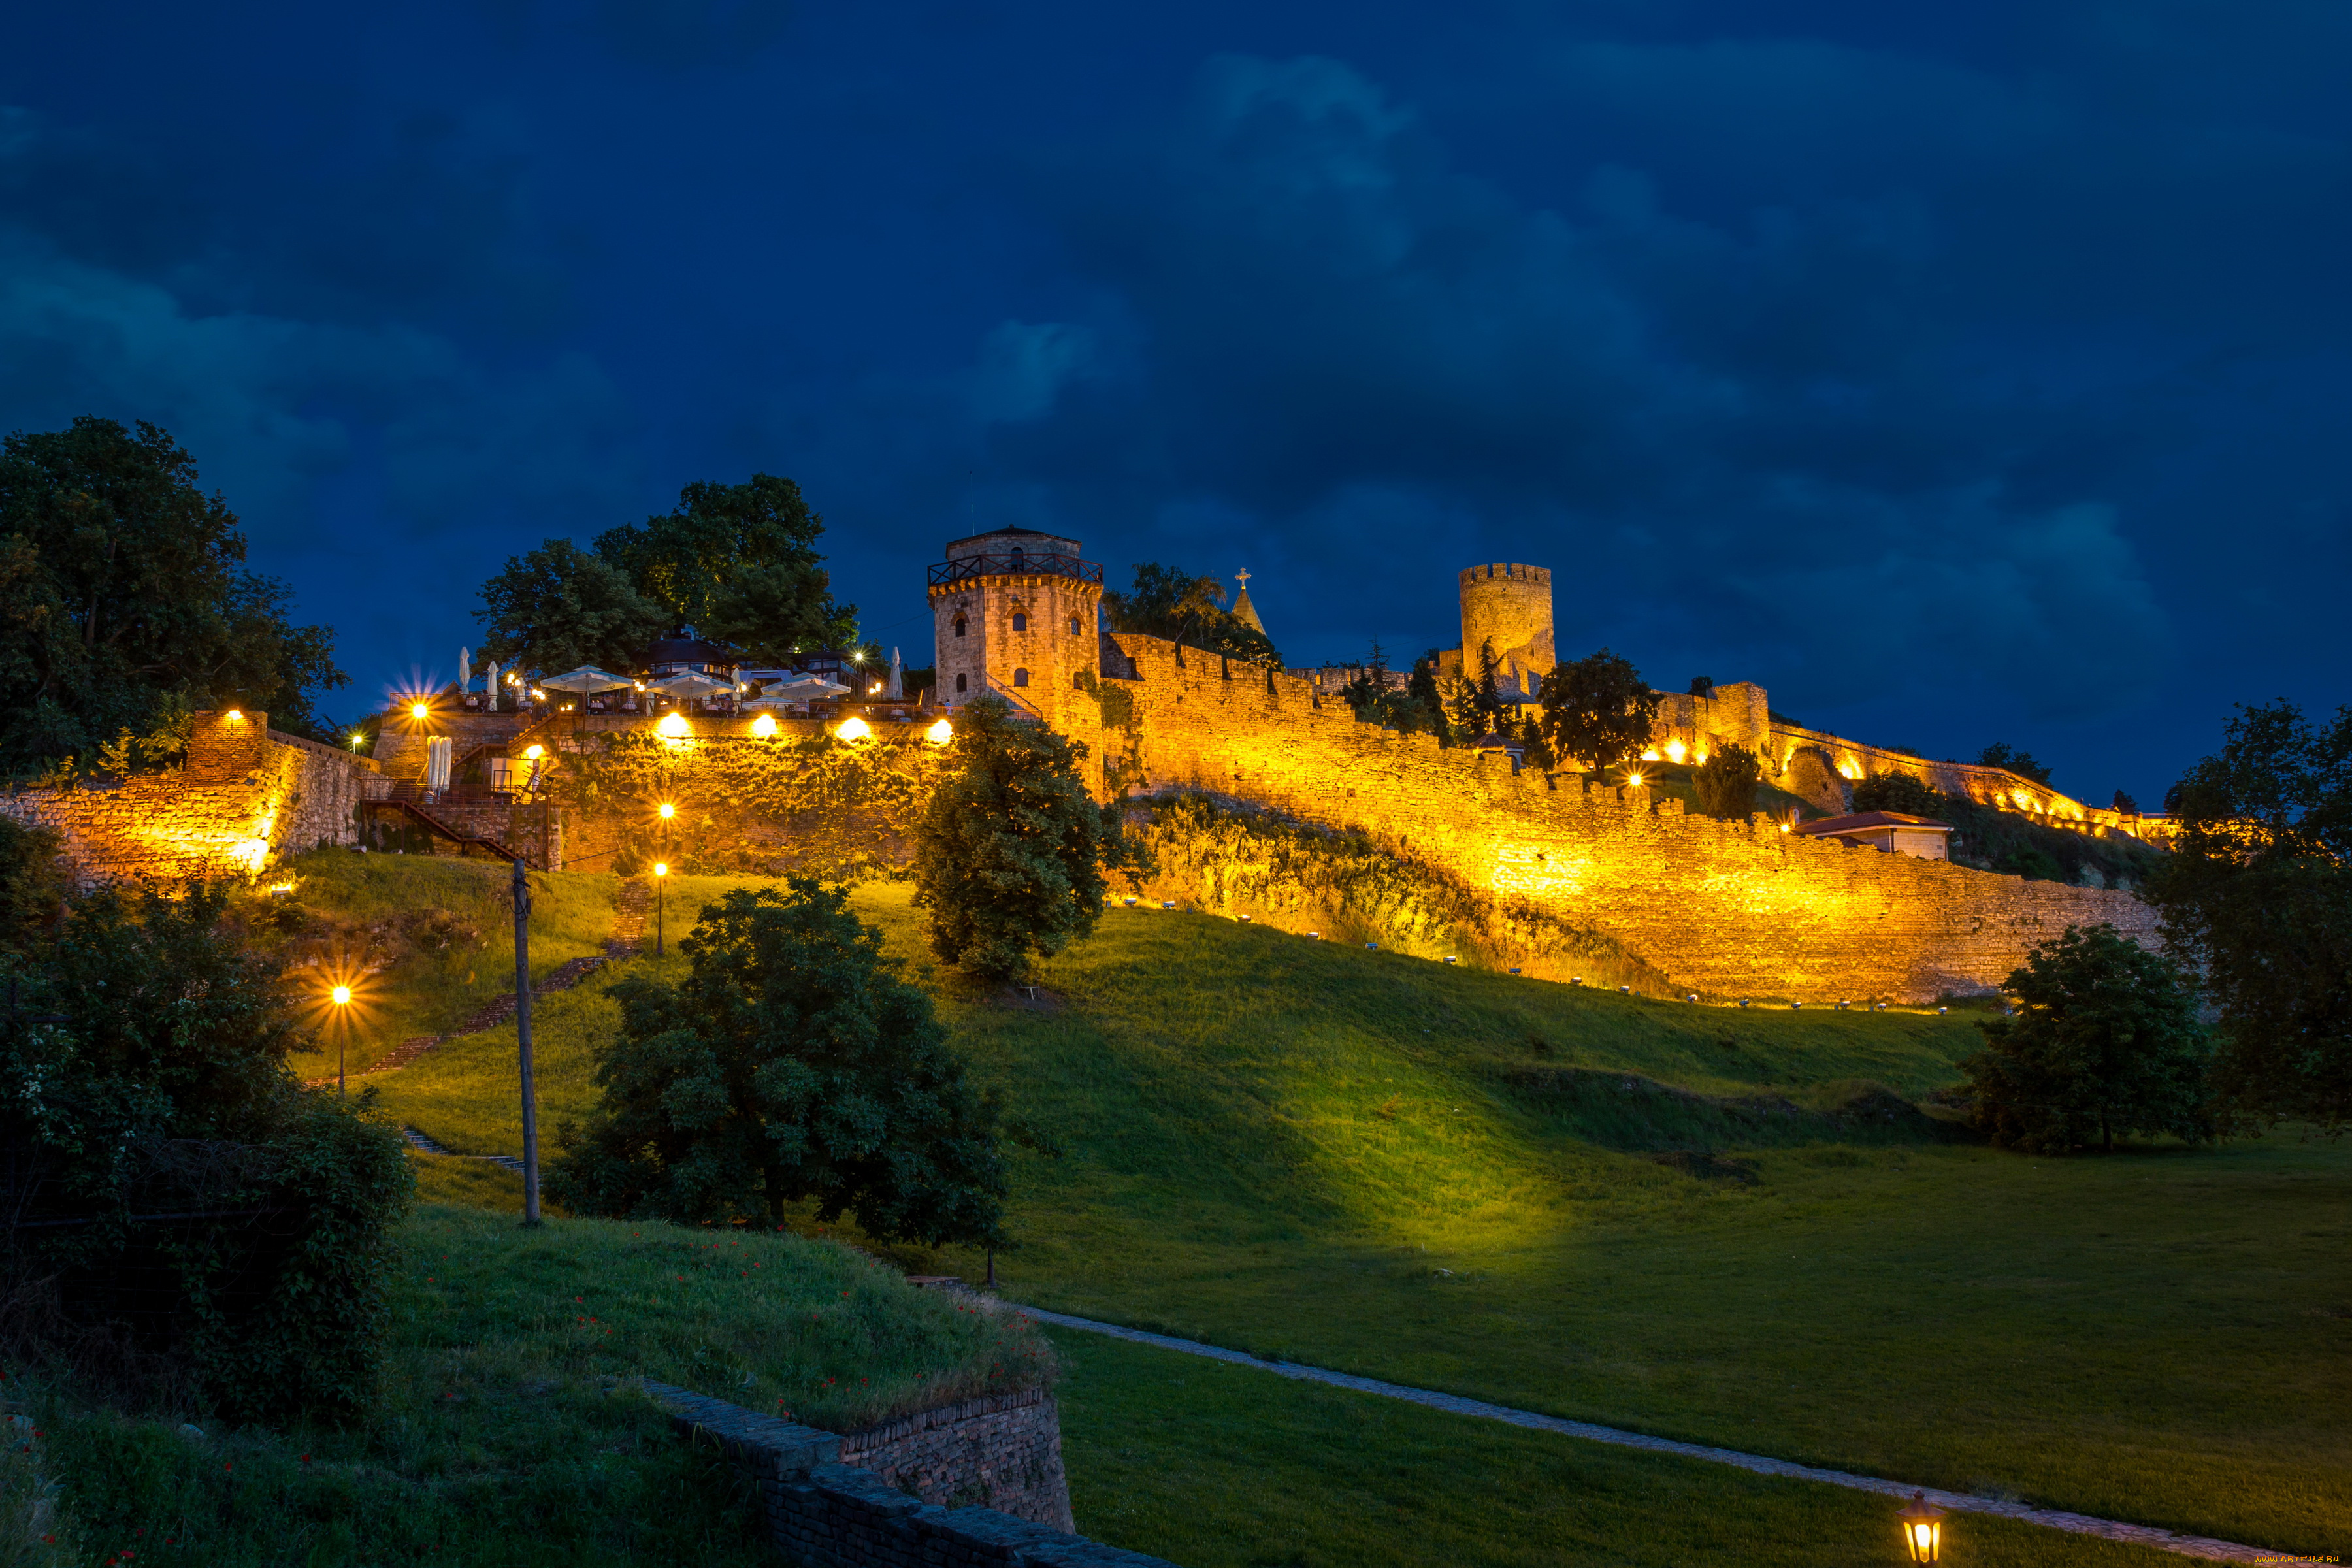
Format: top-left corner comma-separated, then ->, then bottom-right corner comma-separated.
1897,1491 -> 1947,1563
653,862 -> 668,956
330,984 -> 353,1096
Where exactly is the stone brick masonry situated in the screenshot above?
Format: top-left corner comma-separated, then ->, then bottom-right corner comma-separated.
839,1386 -> 1073,1531
1086,635 -> 2159,1003
647,1382 -> 1169,1567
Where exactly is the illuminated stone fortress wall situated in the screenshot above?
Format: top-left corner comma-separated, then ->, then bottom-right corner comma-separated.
932,533 -> 2161,1001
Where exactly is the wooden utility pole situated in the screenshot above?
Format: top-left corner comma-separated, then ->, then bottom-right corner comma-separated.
512,855 -> 542,1226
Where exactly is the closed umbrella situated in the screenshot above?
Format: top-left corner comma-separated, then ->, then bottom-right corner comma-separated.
886,647 -> 903,700
459,647 -> 471,695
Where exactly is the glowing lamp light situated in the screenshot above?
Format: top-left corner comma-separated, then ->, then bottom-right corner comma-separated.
653,862 -> 668,877
331,985 -> 352,1006
1641,749 -> 1660,762
751,713 -> 777,738
410,703 -> 427,720
657,712 -> 690,739
926,718 -> 953,745
349,733 -> 365,749
1664,740 -> 1686,762
1625,772 -> 1645,789
225,708 -> 244,721
1897,1492 -> 1946,1563
658,802 -> 676,820
836,717 -> 872,742
524,744 -> 544,760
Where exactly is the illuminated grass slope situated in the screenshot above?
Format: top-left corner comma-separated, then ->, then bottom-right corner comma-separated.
367,869 -> 2348,1566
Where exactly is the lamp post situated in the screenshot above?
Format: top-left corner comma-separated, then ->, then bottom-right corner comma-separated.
654,861 -> 668,957
1897,1491 -> 1947,1563
512,856 -> 542,1227
331,985 -> 352,1096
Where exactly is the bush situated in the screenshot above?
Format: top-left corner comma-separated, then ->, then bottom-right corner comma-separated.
913,694 -> 1137,981
549,880 -> 1009,1246
1691,743 -> 1762,821
0,882 -> 414,1422
1957,924 -> 2212,1153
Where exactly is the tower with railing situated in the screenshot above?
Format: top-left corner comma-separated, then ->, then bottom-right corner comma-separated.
927,527 -> 1106,733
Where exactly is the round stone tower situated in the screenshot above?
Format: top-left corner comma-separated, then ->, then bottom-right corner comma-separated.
928,527 -> 1105,734
1458,563 -> 1555,696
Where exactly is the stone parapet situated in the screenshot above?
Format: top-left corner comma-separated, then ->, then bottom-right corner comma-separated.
649,1381 -> 1165,1568
840,1386 -> 1072,1531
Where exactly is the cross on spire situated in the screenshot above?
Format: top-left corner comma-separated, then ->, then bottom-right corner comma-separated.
1235,568 -> 1252,589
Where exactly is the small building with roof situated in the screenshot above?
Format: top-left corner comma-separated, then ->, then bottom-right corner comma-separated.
1793,810 -> 1953,860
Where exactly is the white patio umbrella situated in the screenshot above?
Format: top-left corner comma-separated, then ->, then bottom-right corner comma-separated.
459,647 -> 471,694
744,676 -> 849,706
540,665 -> 636,694
645,668 -> 733,697
885,647 -> 903,700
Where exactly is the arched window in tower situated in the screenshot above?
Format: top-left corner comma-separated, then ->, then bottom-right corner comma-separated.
1073,670 -> 1087,689
1011,612 -> 1027,632
953,615 -> 966,639
1010,547 -> 1026,567
955,673 -> 968,692
1069,615 -> 1081,635
1013,668 -> 1030,687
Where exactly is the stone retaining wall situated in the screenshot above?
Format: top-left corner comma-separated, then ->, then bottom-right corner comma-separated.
648,1381 -> 1170,1567
839,1386 -> 1073,1531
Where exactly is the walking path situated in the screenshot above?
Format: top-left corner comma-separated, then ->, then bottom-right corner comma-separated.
399,1125 -> 524,1173
1018,1307 -> 2285,1564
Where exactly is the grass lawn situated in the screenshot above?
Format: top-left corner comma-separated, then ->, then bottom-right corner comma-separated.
363,870 -> 2351,1565
27,1204 -> 1053,1566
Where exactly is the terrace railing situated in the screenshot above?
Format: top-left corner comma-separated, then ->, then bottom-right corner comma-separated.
928,551 -> 1103,587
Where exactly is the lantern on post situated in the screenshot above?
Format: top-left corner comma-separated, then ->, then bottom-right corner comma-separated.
1897,1490 -> 1946,1563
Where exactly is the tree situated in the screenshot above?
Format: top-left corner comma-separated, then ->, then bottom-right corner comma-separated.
0,417 -> 347,764
0,815 -> 67,955
1957,924 -> 2212,1152
2112,789 -> 2140,815
1978,742 -> 2054,785
1693,743 -> 1763,820
1853,772 -> 1946,817
474,538 -> 668,676
1537,647 -> 1661,774
1104,563 -> 1281,666
1407,650 -> 1450,743
594,474 -> 857,661
913,694 -> 1135,981
2143,700 -> 2352,1132
0,881 -> 412,1419
546,881 -> 1007,1243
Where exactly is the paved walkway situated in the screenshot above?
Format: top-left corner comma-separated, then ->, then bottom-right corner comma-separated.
1018,1307 -> 2287,1564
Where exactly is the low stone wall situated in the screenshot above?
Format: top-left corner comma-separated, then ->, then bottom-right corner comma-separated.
649,1381 -> 1169,1568
839,1387 -> 1073,1531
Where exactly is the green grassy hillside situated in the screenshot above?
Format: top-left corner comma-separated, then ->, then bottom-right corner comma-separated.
31,1205 -> 1053,1566
340,860 -> 2348,1565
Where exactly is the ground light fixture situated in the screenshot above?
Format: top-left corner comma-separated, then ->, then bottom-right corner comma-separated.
329,984 -> 353,1097
653,861 -> 669,956
926,718 -> 953,744
1897,1491 -> 1947,1562
836,717 -> 872,742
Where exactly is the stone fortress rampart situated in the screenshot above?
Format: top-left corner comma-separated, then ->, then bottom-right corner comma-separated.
1,710 -> 387,887
1075,631 -> 2155,1002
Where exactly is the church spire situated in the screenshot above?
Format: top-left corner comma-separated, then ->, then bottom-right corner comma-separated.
1230,568 -> 1265,636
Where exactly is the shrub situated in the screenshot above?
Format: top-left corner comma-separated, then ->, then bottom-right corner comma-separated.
549,880 -> 1009,1246
1957,924 -> 2212,1153
1692,743 -> 1762,821
0,882 -> 414,1422
913,694 -> 1137,981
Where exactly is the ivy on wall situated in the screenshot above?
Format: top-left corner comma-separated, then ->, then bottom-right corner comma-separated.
551,730 -> 953,882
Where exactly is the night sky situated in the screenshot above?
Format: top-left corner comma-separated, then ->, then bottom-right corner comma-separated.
6,3 -> 2347,803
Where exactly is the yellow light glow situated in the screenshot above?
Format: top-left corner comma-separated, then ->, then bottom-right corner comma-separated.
658,802 -> 675,819
331,985 -> 351,1005
658,712 -> 690,739
1625,772 -> 1645,789
524,744 -> 544,760
225,708 -> 244,721
836,717 -> 872,742
409,703 -> 427,720
653,862 -> 668,877
926,718 -> 953,744
1664,740 -> 1686,762
349,733 -> 365,749
1641,749 -> 1659,762
750,713 -> 777,738
531,689 -> 545,700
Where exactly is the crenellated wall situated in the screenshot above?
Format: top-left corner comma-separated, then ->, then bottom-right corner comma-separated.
1091,636 -> 2155,1002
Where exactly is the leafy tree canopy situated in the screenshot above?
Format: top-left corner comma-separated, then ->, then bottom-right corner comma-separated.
475,473 -> 857,676
1978,741 -> 2055,785
2144,700 -> 2352,1131
1537,647 -> 1661,774
1693,742 -> 1763,821
1105,563 -> 1281,666
913,694 -> 1140,981
1959,924 -> 2212,1152
547,880 -> 1009,1245
0,417 -> 347,765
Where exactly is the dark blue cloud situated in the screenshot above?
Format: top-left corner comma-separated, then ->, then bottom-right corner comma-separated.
1,1 -> 2347,798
